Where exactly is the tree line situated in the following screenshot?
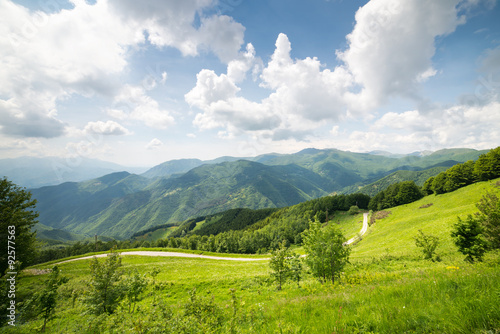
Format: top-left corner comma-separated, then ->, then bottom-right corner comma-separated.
423,147 -> 500,195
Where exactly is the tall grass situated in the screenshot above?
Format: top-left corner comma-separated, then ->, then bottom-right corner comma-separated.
6,179 -> 500,333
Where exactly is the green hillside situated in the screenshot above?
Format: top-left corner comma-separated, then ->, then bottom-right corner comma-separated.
32,161 -> 334,239
354,178 -> 500,259
12,179 -> 500,333
356,166 -> 450,196
30,148 -> 488,241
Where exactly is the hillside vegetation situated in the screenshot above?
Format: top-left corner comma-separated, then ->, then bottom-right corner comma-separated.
9,178 -> 500,333
29,148 -> 485,241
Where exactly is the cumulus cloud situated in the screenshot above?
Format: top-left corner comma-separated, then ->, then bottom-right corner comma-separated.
367,100 -> 500,152
108,0 -> 244,62
108,85 -> 175,129
146,138 -> 164,150
186,0 -> 485,148
0,0 -> 245,140
338,0 -> 466,111
187,34 -> 352,138
84,120 -> 131,136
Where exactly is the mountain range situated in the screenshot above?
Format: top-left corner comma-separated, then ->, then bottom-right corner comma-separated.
0,156 -> 147,188
16,147 -> 488,240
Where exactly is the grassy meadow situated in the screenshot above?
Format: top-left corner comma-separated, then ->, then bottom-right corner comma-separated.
4,179 -> 500,333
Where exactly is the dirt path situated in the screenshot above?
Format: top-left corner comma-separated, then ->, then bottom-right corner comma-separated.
53,214 -> 370,265
344,212 -> 369,245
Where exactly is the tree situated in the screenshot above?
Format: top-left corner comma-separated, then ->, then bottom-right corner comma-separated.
269,241 -> 292,290
414,230 -> 440,261
123,269 -> 148,313
0,177 -> 39,273
444,161 -> 476,192
348,205 -> 360,215
302,220 -> 350,284
451,215 -> 488,263
432,172 -> 447,195
84,248 -> 124,315
394,181 -> 423,205
22,266 -> 69,332
289,253 -> 303,288
474,147 -> 500,181
475,193 -> 500,250
422,177 -> 434,195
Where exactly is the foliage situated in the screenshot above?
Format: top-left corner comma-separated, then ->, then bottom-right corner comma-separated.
414,230 -> 440,261
348,205 -> 360,215
474,146 -> 500,181
0,177 -> 39,273
123,269 -> 148,313
8,178 -> 500,333
289,253 -> 303,288
268,241 -> 293,290
192,208 -> 279,236
423,147 -> 500,196
368,180 -> 423,211
358,166 -> 449,197
302,220 -> 350,284
83,249 -> 124,315
21,266 -> 68,331
475,193 -> 500,249
422,176 -> 435,195
451,215 -> 488,263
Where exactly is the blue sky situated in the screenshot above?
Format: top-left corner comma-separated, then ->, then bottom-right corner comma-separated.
0,0 -> 499,166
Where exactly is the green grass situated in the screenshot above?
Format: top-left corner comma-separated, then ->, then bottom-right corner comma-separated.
353,179 -> 500,260
332,211 -> 365,239
6,179 -> 500,333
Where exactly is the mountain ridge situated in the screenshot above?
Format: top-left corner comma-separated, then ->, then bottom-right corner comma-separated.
26,147 -> 489,240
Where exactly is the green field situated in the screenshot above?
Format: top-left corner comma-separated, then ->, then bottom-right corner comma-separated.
5,179 -> 500,333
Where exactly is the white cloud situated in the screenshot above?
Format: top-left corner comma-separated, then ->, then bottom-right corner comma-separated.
196,14 -> 245,63
84,120 -> 131,136
338,0 -> 466,111
369,100 -> 500,152
146,138 -> 164,150
108,0 -> 244,63
227,43 -> 262,83
108,85 -> 175,129
0,0 -> 245,140
185,69 -> 240,110
187,0 -> 473,141
187,33 -> 352,139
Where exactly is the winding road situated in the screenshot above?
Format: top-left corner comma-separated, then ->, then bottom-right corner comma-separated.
344,212 -> 369,245
53,213 -> 370,265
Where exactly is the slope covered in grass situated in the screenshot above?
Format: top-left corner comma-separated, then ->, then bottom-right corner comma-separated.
353,178 -> 500,260
8,179 -> 500,333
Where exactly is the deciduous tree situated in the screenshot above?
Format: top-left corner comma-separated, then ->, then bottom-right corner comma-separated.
0,177 -> 39,273
302,220 -> 350,284
451,215 -> 487,263
269,241 -> 292,290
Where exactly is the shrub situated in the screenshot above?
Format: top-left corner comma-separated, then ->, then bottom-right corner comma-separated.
451,215 -> 488,263
414,230 -> 440,261
302,220 -> 350,284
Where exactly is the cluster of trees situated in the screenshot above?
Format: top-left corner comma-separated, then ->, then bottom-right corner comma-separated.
423,147 -> 500,195
451,193 -> 500,263
162,193 -> 370,254
21,249 -> 158,331
268,221 -> 350,290
368,181 -> 423,211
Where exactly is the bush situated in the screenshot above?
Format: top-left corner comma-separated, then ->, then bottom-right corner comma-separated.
451,215 -> 488,263
414,230 -> 440,261
348,205 -> 360,215
302,220 -> 350,284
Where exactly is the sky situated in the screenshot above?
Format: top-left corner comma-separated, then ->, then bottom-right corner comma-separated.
0,0 -> 499,167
